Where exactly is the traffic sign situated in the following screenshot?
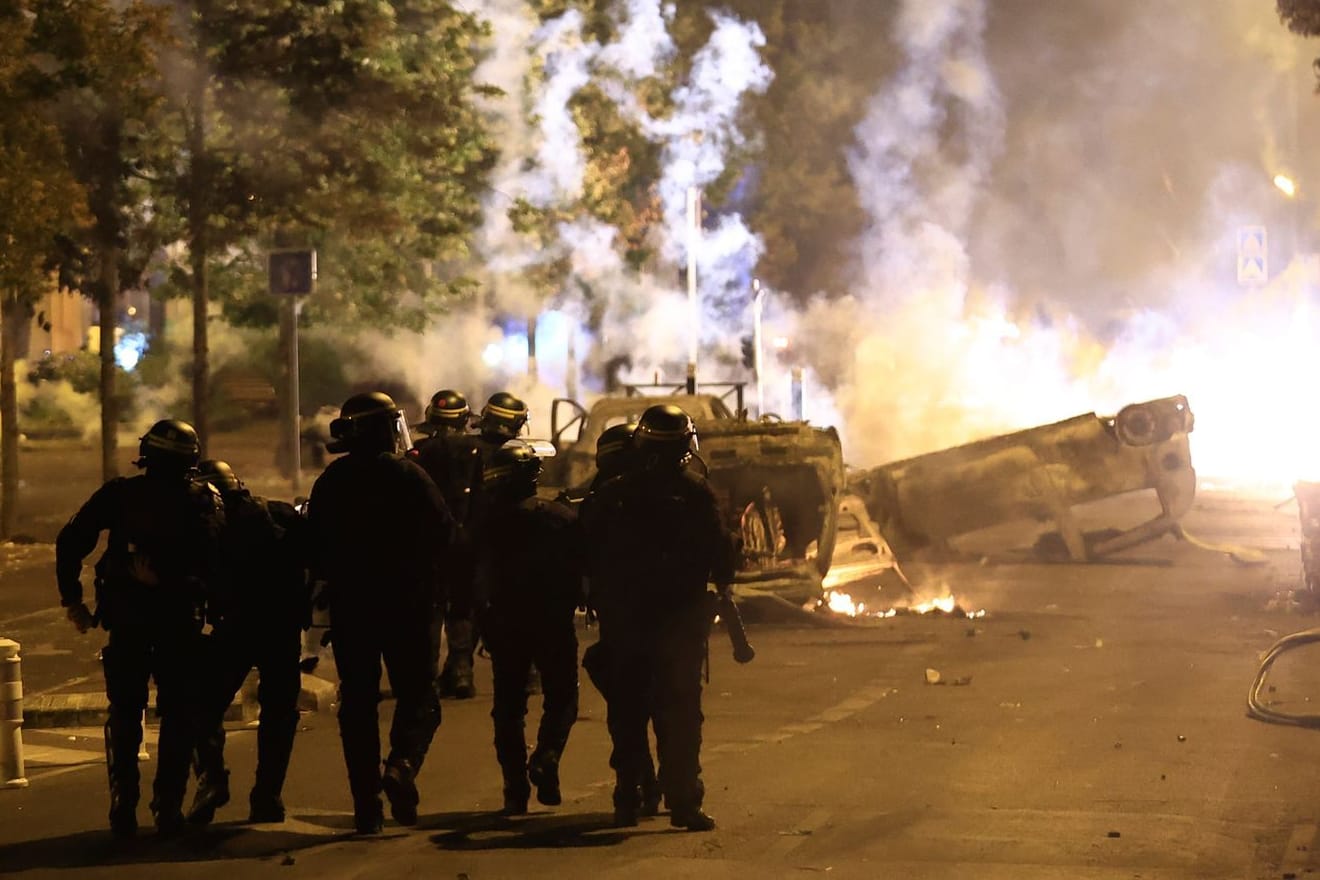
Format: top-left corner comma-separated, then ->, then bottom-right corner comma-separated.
1237,226 -> 1267,286
269,250 -> 317,296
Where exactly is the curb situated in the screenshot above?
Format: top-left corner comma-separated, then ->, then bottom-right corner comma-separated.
21,674 -> 338,730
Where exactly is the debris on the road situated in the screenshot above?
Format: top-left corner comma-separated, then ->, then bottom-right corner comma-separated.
1106,830 -> 1121,839
1018,629 -> 1032,640
925,668 -> 941,685
1177,734 -> 1186,742
281,855 -> 295,866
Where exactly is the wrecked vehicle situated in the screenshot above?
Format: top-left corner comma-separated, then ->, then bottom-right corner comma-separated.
545,383 -> 846,603
848,395 -> 1196,562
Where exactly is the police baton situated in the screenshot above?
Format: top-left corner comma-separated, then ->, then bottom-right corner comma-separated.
717,585 -> 755,664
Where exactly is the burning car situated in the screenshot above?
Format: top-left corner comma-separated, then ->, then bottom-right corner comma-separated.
847,395 -> 1196,562
545,383 -> 846,603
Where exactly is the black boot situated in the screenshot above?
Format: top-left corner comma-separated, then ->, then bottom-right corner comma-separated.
108,787 -> 138,839
151,798 -> 187,837
639,779 -> 663,818
381,759 -> 420,826
187,769 -> 230,825
527,749 -> 561,806
251,698 -> 297,822
104,717 -> 140,838
611,783 -> 639,828
670,808 -> 716,831
248,791 -> 286,824
353,797 -> 384,835
438,620 -> 476,699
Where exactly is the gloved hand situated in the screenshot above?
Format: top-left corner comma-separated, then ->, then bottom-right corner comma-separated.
66,602 -> 96,634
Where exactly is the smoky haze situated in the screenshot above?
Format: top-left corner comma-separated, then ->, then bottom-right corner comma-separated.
274,0 -> 1320,487
801,0 -> 1320,484
976,0 -> 1306,321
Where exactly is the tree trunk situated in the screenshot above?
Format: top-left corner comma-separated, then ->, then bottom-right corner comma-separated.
99,250 -> 119,480
191,227 -> 208,456
187,89 -> 210,456
0,296 -> 21,539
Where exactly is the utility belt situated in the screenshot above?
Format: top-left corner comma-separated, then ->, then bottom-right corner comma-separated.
94,573 -> 203,632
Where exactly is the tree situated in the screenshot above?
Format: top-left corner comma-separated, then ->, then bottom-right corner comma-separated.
1280,0 -> 1320,37
0,1 -> 91,538
667,0 -> 892,303
156,0 -> 495,452
1280,0 -> 1320,86
31,0 -> 175,480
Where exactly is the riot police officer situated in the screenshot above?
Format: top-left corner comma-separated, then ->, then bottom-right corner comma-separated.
418,390 -> 530,699
581,404 -> 735,831
410,388 -> 481,699
308,392 -> 453,833
412,388 -> 471,443
55,419 -> 224,837
188,460 -> 308,826
474,442 -> 584,814
578,422 -> 662,817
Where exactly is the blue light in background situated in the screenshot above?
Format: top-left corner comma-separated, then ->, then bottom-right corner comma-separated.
114,331 -> 147,370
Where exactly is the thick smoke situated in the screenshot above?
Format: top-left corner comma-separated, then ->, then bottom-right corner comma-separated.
803,0 -> 1035,464
359,0 -> 773,434
794,0 -> 1320,489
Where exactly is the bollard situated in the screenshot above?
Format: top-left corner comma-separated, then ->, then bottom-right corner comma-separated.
0,638 -> 29,789
138,710 -> 150,761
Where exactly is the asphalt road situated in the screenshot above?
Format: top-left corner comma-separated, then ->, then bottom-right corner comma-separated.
2,479 -> 1320,878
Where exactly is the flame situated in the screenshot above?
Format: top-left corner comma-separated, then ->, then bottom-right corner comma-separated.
830,274 -> 1320,496
820,589 -> 984,620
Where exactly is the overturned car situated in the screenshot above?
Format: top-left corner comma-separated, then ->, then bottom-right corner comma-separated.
847,395 -> 1196,562
545,383 -> 846,604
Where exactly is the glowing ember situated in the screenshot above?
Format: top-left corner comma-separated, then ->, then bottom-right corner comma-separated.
819,589 -> 985,620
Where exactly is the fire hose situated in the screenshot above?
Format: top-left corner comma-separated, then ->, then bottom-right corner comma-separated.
1246,626 -> 1320,727
1173,525 -> 1268,566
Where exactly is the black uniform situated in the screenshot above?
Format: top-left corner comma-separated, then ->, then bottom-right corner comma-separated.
581,465 -> 735,825
191,491 -> 308,823
411,430 -> 503,696
55,472 -> 224,832
474,494 -> 584,811
308,450 -> 452,827
578,464 -> 662,814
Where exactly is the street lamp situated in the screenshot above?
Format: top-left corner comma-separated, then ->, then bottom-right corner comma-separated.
1275,173 -> 1299,199
752,278 -> 766,418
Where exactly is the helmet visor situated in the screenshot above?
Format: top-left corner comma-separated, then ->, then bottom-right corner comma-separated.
392,410 -> 413,455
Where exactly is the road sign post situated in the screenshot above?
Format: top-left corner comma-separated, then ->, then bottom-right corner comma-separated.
269,250 -> 316,494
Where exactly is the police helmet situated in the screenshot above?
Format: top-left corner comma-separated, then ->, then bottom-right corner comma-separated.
479,391 -> 529,441
595,421 -> 637,473
328,391 -> 412,455
482,440 -> 542,497
135,419 -> 200,472
634,404 -> 698,468
197,459 -> 243,494
422,388 -> 470,433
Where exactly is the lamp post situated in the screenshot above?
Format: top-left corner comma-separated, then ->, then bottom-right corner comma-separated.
686,186 -> 701,394
752,278 -> 766,418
